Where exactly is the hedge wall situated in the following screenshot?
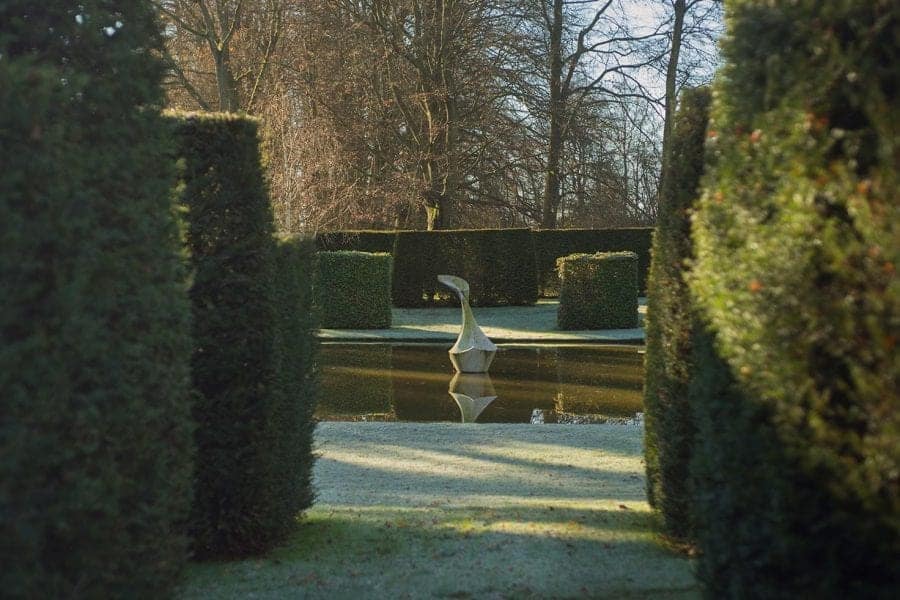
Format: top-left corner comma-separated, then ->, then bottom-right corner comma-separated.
556,252 -> 639,330
687,329 -> 790,598
265,237 -> 319,541
172,114 -> 317,558
318,251 -> 393,328
642,87 -> 711,540
533,228 -> 653,295
0,4 -> 194,597
312,228 -> 651,305
689,1 -> 899,596
316,230 -> 398,254
392,228 -> 538,307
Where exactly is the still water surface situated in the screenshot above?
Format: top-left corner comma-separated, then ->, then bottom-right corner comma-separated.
318,344 -> 643,424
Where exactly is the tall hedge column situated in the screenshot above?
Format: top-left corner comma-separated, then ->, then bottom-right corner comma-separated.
642,87 -> 710,540
1,3 -> 194,596
690,1 -> 899,596
171,114 -> 318,558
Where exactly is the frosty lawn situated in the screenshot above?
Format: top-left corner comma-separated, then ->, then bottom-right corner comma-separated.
180,423 -> 698,599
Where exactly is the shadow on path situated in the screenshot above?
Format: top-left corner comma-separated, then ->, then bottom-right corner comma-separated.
180,423 -> 698,600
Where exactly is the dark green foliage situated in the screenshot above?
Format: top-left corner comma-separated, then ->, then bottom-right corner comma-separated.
556,252 -> 639,330
533,228 -> 653,295
171,114 -> 317,558
642,87 -> 711,538
392,228 -> 538,307
265,237 -> 319,542
690,1 -> 899,596
316,230 -> 398,254
0,3 -> 194,597
687,329 -> 793,598
318,251 -> 393,328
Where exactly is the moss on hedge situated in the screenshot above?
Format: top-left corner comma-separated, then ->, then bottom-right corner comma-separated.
687,329 -> 792,598
318,251 -> 393,329
265,237 -> 319,541
556,252 -> 639,330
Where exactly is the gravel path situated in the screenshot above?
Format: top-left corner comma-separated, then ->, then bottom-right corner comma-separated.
181,423 -> 698,599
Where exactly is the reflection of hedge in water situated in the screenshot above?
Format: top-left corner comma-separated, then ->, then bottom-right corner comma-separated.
393,394 -> 461,422
319,344 -> 644,422
553,347 -> 643,417
390,346 -> 460,421
318,345 -> 393,417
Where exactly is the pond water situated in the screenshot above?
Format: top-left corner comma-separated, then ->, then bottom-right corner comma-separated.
318,344 -> 644,424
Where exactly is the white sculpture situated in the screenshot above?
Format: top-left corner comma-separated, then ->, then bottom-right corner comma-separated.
437,275 -> 497,373
448,373 -> 497,423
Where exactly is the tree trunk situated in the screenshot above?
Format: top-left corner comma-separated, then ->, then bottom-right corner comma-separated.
213,46 -> 240,112
423,188 -> 446,230
541,0 -> 564,229
659,0 -> 686,197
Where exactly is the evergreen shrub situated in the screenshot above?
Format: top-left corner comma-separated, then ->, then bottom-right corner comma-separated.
556,252 -> 639,330
0,3 -> 194,596
316,230 -> 398,254
690,1 -> 899,596
392,228 -> 538,307
266,237 -> 319,540
317,251 -> 393,328
171,113 -> 317,558
533,228 -> 653,295
687,330 -> 793,598
642,87 -> 711,538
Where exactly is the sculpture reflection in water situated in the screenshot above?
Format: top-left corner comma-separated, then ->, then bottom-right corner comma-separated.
437,275 -> 497,373
317,345 -> 645,423
448,372 -> 497,423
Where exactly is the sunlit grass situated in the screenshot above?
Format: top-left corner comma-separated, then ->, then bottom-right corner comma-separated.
179,424 -> 698,599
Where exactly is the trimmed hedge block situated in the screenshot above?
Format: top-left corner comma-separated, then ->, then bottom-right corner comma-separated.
316,230 -> 397,254
689,1 -> 899,596
1,5 -> 194,597
392,228 -> 537,307
265,237 -> 319,541
318,251 -> 393,328
171,113 -> 318,558
533,228 -> 653,295
642,86 -> 711,540
557,252 -> 639,330
687,328 -> 791,598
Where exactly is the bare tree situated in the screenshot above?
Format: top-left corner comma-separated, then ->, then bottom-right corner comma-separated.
658,0 -> 722,194
156,0 -> 285,112
158,0 -> 721,233
517,0 -> 669,228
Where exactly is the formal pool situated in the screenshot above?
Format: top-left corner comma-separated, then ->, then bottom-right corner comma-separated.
318,343 -> 643,424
